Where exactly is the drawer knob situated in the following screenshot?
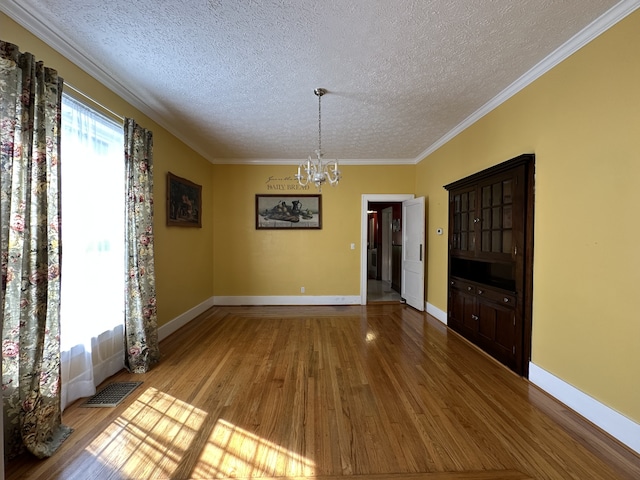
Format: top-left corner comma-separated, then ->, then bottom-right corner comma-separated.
467,286 -> 472,291
503,297 -> 510,303
451,281 -> 454,285
478,289 -> 483,294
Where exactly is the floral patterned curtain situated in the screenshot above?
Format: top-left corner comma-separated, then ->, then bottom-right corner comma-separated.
124,119 -> 160,373
0,41 -> 72,459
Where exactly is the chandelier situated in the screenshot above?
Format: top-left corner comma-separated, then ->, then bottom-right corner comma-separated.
295,88 -> 341,192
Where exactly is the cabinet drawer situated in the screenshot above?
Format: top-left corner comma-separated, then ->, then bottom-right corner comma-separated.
476,287 -> 516,306
449,277 -> 476,294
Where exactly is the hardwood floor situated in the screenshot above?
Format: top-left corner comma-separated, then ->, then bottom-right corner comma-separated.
6,304 -> 640,479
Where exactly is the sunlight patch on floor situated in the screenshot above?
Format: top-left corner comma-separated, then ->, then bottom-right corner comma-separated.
84,387 -> 315,478
193,418 -> 315,478
86,387 -> 207,479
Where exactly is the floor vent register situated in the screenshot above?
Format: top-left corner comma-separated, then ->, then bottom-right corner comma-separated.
81,382 -> 143,408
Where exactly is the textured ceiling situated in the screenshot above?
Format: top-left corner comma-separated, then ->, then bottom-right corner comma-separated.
2,0 -> 637,164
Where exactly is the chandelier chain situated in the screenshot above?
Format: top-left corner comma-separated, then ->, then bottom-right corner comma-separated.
318,91 -> 322,153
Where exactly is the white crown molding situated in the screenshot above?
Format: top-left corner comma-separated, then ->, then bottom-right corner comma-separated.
0,0 -> 220,164
4,0 -> 638,167
1,1 -> 150,115
211,157 -> 416,166
415,0 -> 640,163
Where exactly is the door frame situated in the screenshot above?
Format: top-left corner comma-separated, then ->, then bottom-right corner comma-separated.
361,194 -> 414,305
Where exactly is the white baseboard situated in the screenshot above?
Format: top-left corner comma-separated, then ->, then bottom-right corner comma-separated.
213,295 -> 361,306
529,362 -> 640,454
427,302 -> 447,324
158,296 -> 215,341
158,295 -> 373,341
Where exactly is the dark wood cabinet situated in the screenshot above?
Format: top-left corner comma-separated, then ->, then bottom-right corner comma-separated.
449,276 -> 518,370
445,154 -> 534,376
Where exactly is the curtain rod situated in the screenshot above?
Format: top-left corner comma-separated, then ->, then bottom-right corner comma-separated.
64,83 -> 125,122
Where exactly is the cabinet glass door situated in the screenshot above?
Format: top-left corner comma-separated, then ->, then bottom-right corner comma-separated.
479,176 -> 513,256
451,187 -> 476,255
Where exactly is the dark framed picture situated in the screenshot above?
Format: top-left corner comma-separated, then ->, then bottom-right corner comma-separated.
256,194 -> 322,229
167,172 -> 202,227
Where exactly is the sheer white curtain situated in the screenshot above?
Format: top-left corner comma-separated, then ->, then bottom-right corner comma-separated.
59,93 -> 125,409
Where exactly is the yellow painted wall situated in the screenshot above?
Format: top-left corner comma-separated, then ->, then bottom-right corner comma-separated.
5,5 -> 638,427
212,164 -> 415,296
1,13 -> 214,326
416,10 -> 640,422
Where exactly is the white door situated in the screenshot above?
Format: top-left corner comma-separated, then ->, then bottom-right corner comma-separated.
402,197 -> 425,311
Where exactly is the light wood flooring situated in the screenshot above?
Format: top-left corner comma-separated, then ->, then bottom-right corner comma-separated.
6,304 -> 640,479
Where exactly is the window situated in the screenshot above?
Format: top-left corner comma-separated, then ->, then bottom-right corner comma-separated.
59,93 -> 125,408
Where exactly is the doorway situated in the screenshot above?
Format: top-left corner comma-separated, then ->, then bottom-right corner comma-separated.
360,194 -> 414,305
366,203 -> 401,303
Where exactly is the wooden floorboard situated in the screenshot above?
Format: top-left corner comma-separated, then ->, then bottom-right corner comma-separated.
5,304 -> 640,479
227,472 -> 534,480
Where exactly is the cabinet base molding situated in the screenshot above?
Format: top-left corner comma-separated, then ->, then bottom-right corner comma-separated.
529,362 -> 640,454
